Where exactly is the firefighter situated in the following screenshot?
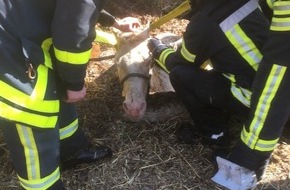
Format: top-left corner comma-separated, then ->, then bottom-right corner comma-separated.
212,0 -> 290,189
148,0 -> 269,147
0,0 -> 140,189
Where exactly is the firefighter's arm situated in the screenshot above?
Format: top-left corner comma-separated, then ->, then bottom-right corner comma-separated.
148,14 -> 212,73
147,38 -> 172,73
51,0 -> 99,93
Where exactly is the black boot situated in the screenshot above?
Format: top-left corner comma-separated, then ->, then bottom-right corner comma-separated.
61,145 -> 112,170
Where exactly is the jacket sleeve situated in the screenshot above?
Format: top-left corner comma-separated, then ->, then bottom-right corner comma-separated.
161,13 -> 215,71
51,0 -> 103,91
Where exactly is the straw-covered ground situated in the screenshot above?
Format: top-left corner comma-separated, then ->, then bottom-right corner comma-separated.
0,1 -> 290,189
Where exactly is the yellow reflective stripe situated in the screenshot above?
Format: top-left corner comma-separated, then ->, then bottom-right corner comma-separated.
54,47 -> 91,65
225,25 -> 262,71
180,39 -> 196,63
95,29 -> 117,45
230,84 -> 251,107
222,73 -> 251,107
0,101 -> 58,128
18,167 -> 60,190
16,124 -> 40,180
271,1 -> 290,31
266,0 -> 275,9
41,38 -> 53,69
241,127 -> 279,151
0,81 -> 59,113
273,1 -> 290,15
155,59 -> 170,73
223,73 -> 236,83
59,119 -> 78,140
271,17 -> 290,31
31,65 -> 48,100
159,48 -> 175,64
255,138 -> 279,151
243,64 -> 286,150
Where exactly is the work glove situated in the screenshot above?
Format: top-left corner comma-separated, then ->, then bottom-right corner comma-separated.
148,37 -> 170,73
147,37 -> 168,60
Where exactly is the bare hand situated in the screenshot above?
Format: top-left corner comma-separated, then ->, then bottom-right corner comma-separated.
64,86 -> 86,103
114,17 -> 141,32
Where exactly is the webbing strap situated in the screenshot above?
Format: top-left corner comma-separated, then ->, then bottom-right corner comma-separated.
219,0 -> 259,32
150,1 -> 191,30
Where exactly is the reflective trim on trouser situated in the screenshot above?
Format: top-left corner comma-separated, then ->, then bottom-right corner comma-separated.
1,122 -> 62,189
18,167 -> 61,190
58,102 -> 87,158
223,73 -> 252,108
59,118 -> 78,140
58,101 -> 79,140
242,64 -> 288,151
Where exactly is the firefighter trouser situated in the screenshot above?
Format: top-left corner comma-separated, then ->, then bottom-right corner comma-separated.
1,102 -> 87,190
170,64 -> 249,133
228,26 -> 290,175
240,31 -> 290,155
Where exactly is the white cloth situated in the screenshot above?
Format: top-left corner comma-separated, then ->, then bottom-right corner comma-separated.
211,156 -> 257,190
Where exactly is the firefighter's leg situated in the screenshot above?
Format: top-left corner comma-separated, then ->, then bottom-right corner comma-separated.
170,65 -> 246,145
58,101 -> 87,158
213,33 -> 290,189
58,101 -> 112,170
1,120 -> 64,190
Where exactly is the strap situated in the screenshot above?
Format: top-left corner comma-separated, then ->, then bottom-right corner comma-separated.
150,1 -> 191,30
119,73 -> 150,86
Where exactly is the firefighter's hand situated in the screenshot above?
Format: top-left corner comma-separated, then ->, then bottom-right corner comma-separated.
148,37 -> 168,59
64,86 -> 86,103
114,17 -> 141,32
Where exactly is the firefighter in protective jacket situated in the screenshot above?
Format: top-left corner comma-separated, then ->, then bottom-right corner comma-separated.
148,0 -> 269,147
212,0 -> 290,189
0,0 -> 140,189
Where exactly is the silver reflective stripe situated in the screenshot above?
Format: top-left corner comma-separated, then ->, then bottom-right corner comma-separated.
59,119 -> 78,140
271,19 -> 290,28
230,84 -> 251,107
225,26 -> 262,70
20,168 -> 61,189
222,74 -> 251,107
220,0 -> 259,32
275,4 -> 290,11
18,125 -> 38,179
245,64 -> 286,151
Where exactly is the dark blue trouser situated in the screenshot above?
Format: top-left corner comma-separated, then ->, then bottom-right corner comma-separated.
170,65 -> 249,133
1,102 -> 86,190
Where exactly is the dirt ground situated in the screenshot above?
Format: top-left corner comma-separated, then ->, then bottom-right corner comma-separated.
0,1 -> 290,190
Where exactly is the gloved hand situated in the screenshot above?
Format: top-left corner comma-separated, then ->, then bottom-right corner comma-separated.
147,37 -> 168,59
147,37 -> 170,73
